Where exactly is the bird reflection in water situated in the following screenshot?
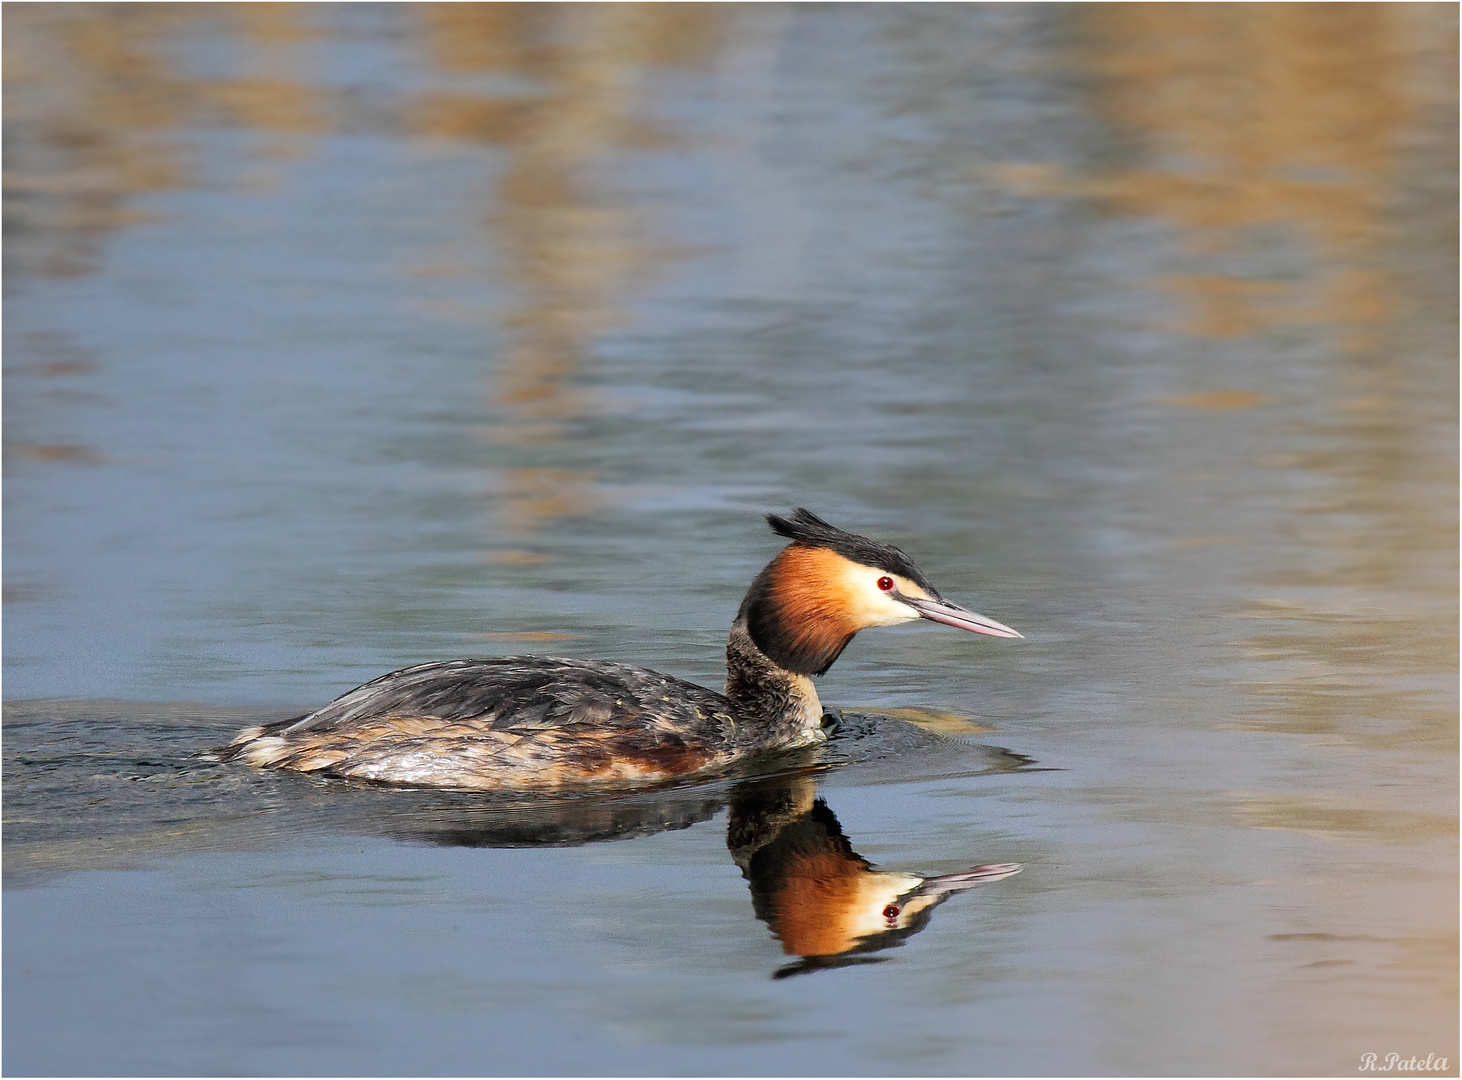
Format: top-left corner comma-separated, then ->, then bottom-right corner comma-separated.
726,774 -> 1020,977
364,758 -> 1021,978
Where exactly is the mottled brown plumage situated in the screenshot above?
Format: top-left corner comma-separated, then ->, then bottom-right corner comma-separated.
218,657 -> 739,790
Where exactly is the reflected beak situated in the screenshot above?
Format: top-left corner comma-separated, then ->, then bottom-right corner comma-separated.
912,862 -> 1023,899
899,594 -> 1023,639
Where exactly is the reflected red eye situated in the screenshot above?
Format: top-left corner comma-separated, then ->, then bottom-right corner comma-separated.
883,904 -> 901,920
877,576 -> 895,592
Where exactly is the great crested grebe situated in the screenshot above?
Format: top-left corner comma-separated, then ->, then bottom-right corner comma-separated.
219,509 -> 1020,791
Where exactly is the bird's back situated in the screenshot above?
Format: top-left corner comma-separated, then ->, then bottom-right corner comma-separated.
219,657 -> 742,790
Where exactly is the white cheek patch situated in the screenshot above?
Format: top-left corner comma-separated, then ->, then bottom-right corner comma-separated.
842,873 -> 925,940
836,563 -> 924,627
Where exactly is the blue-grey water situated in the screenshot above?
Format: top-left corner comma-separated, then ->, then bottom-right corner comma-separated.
4,5 -> 1456,1076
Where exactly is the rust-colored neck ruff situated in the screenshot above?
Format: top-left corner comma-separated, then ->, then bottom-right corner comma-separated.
738,544 -> 862,676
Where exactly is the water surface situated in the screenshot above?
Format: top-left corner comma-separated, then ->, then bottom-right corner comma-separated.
4,5 -> 1456,1075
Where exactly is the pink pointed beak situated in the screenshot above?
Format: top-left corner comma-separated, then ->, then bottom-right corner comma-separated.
899,594 -> 1023,639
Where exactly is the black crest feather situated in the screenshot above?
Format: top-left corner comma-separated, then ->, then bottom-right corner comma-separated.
765,509 -> 941,598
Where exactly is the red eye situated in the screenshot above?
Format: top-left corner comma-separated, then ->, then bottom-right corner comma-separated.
877,576 -> 895,592
883,904 -> 901,920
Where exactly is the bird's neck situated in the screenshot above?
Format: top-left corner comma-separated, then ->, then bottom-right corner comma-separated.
725,618 -> 826,747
